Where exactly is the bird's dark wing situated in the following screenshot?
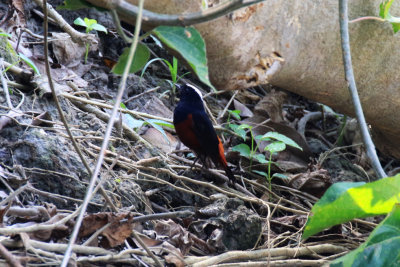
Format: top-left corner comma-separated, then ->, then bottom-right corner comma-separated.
191,111 -> 220,157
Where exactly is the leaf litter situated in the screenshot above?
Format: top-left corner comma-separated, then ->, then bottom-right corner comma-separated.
0,1 -> 394,266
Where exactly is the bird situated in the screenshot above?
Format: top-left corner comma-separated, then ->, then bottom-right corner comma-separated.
173,83 -> 236,185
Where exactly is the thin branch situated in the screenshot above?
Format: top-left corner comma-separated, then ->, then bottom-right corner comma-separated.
0,59 -> 13,109
41,0 -> 117,214
338,0 -> 386,178
0,242 -> 23,267
60,0 -> 161,266
84,0 -> 265,28
33,0 -> 97,45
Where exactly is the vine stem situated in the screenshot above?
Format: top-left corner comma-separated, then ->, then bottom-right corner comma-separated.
338,0 -> 386,178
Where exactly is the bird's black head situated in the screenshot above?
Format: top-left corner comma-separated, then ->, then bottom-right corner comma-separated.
176,84 -> 203,104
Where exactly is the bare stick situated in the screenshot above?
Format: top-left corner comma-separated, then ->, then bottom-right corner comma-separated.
60,0 -> 162,266
338,0 -> 386,178
87,0 -> 265,28
0,59 -> 13,109
41,0 -> 117,213
0,242 -> 23,267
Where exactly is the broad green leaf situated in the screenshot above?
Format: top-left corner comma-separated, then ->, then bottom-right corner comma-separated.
265,141 -> 286,153
302,175 -> 400,239
238,124 -> 252,130
145,119 -> 170,144
272,173 -> 288,180
260,132 -> 302,151
232,143 -> 251,158
112,43 -> 150,75
253,153 -> 268,164
73,17 -> 87,27
227,110 -> 241,120
229,124 -> 246,141
18,53 -> 40,75
90,23 -> 107,33
332,204 -> 400,267
152,26 -> 215,90
58,0 -> 93,10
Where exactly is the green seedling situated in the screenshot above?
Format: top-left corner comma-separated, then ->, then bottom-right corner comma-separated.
256,132 -> 302,191
229,111 -> 268,169
141,56 -> 189,97
73,17 -> 107,63
1,31 -> 40,75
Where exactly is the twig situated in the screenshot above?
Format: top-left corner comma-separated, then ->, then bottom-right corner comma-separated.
0,242 -> 23,267
189,244 -> 346,266
338,0 -> 386,178
33,0 -> 97,45
98,0 -> 266,28
0,183 -> 28,207
41,0 -> 116,214
62,90 -> 172,123
217,90 -> 238,120
110,10 -> 132,43
0,59 -> 13,109
0,208 -> 81,235
60,0 -> 162,266
132,210 -> 194,223
206,259 -> 329,266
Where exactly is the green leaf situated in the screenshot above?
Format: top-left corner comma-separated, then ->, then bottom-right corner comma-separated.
147,119 -> 175,129
302,175 -> 400,239
238,124 -> 252,131
232,143 -> 251,158
18,53 -> 40,75
253,170 -> 267,177
265,141 -> 286,153
90,23 -> 107,33
253,153 -> 268,164
141,58 -> 173,78
84,18 -> 97,27
112,43 -> 150,75
57,0 -> 93,10
171,57 -> 178,83
145,119 -> 170,144
272,173 -> 288,180
73,17 -> 87,27
120,103 -> 144,129
380,0 -> 394,19
229,124 -> 247,141
228,109 -> 241,120
125,115 -> 144,129
0,32 -> 11,38
331,204 -> 400,267
260,132 -> 302,151
151,26 -> 215,90
379,0 -> 400,33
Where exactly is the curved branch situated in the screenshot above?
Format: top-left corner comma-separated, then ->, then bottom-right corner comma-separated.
85,0 -> 265,28
338,0 -> 386,179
